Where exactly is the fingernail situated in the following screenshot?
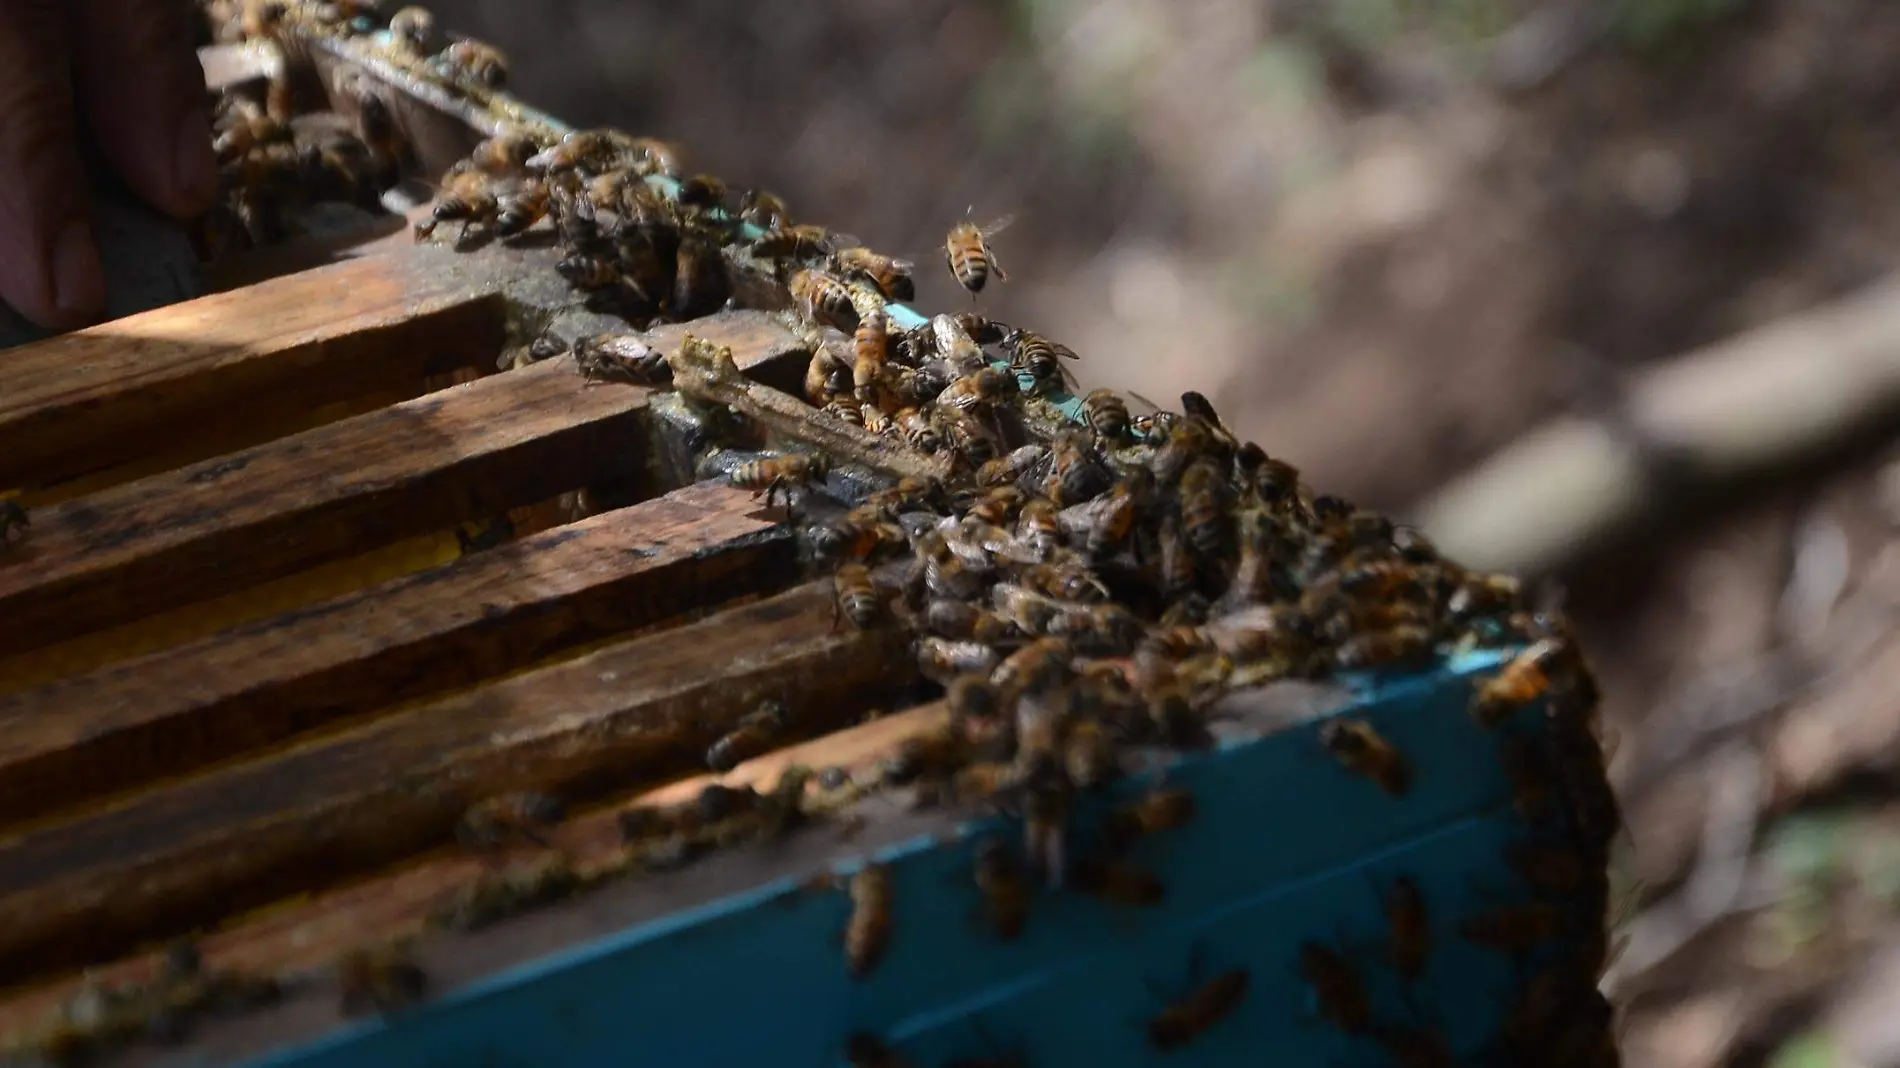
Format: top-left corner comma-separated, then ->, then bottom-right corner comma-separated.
172,111 -> 218,209
52,219 -> 104,319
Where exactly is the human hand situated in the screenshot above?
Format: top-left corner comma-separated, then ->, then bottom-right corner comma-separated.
0,1 -> 215,330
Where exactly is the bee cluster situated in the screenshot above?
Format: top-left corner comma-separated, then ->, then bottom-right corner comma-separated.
13,944 -> 283,1066
15,7 -> 1627,1066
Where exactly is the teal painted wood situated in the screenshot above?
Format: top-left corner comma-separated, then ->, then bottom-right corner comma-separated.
231,648 -> 1585,1068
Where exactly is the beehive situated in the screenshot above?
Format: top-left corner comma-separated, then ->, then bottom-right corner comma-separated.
0,9 -> 1620,1068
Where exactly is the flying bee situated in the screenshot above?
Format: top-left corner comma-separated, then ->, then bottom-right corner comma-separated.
833,564 -> 883,629
738,188 -> 791,231
938,367 -> 1020,413
336,945 -> 428,1015
752,222 -> 838,261
831,246 -> 916,302
915,637 -> 1001,685
415,167 -> 499,241
1147,970 -> 1250,1052
705,699 -> 789,773
388,5 -> 433,52
1384,877 -> 1430,981
1071,857 -> 1165,907
440,38 -> 508,88
788,268 -> 860,332
572,332 -> 670,386
945,215 -> 1013,296
1003,328 -> 1078,393
1458,903 -> 1566,954
1300,942 -> 1370,1034
1319,719 -> 1410,795
845,864 -> 895,978
1015,498 -> 1061,561
852,305 -> 890,404
973,839 -> 1031,940
1470,636 -> 1574,728
456,792 -> 564,850
676,173 -> 728,211
1104,786 -> 1197,851
977,444 -> 1048,488
728,453 -> 831,509
0,500 -> 27,544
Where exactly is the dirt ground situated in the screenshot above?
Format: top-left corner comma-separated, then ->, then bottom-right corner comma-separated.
427,1 -> 1900,1064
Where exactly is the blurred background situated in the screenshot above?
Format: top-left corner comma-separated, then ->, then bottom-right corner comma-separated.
427,1 -> 1900,1065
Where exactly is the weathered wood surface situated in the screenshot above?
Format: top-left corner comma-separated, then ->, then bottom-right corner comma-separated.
0,581 -> 914,987
0,312 -> 808,659
0,247 -> 520,493
0,482 -> 793,832
0,701 -> 947,1054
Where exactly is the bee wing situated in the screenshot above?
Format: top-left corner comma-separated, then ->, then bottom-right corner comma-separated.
980,214 -> 1017,238
1127,390 -> 1167,414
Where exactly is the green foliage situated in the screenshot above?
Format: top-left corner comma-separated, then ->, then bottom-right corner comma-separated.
1610,0 -> 1750,52
1768,1029 -> 1843,1068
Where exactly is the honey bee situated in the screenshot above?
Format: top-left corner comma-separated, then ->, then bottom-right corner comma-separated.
212,100 -> 290,162
924,599 -> 1017,644
1103,786 -> 1196,850
964,485 -> 1026,527
1147,970 -> 1250,1052
788,268 -> 860,332
845,1033 -> 912,1068
845,864 -> 895,978
1156,513 -> 1197,602
833,564 -> 883,629
805,344 -> 854,406
932,404 -> 1000,469
388,5 -> 433,52
914,637 -> 1002,684
1498,734 -> 1559,824
976,444 -> 1048,488
439,38 -> 508,88
853,306 -> 890,404
456,792 -> 564,850
1003,328 -> 1078,393
950,672 -> 1010,722
1070,855 -> 1165,906
728,453 -> 831,509
1,500 -> 27,544
1062,718 -> 1120,788
1149,416 -> 1217,484
1043,431 -> 1111,506
945,215 -> 1014,296
990,582 -> 1059,636
1178,458 -> 1231,557
1458,902 -> 1566,953
676,173 -> 728,211
488,177 -> 551,238
1333,624 -> 1435,671
1300,942 -> 1370,1034
993,638 -> 1075,700
1384,877 -> 1430,981
972,839 -> 1031,940
671,230 -> 731,319
1506,840 -> 1589,896
738,188 -> 791,231
752,222 -> 838,261
1471,637 -> 1575,728
415,167 -> 499,241
824,247 -> 913,302
1319,718 -> 1411,795
573,332 -> 670,386
1015,498 -> 1061,561
907,536 -> 983,607
336,945 -> 427,1015
242,0 -> 288,40
1074,467 -> 1149,558
1020,560 -> 1109,603
705,699 -> 789,772
527,129 -> 624,176
1047,602 -> 1145,657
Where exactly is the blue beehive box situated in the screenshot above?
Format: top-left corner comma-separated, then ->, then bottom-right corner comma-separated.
227,647 -> 1604,1068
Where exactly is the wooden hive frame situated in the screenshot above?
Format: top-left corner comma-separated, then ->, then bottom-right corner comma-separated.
0,16 -> 1620,1068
